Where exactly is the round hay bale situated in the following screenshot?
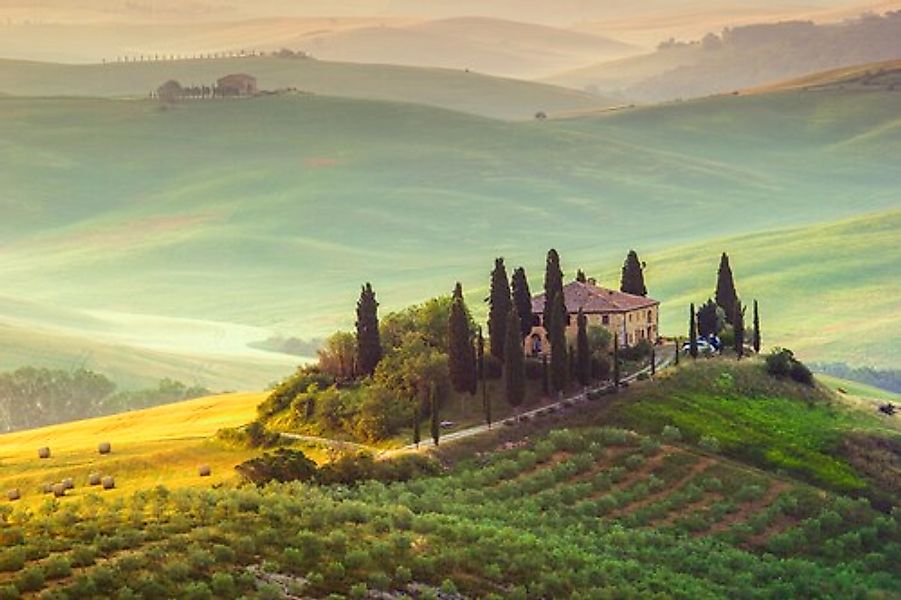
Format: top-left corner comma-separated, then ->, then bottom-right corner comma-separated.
40,482 -> 53,494
38,447 -> 51,459
6,489 -> 20,501
101,476 -> 115,490
198,465 -> 212,477
62,478 -> 74,490
98,442 -> 111,455
52,483 -> 67,497
88,473 -> 102,486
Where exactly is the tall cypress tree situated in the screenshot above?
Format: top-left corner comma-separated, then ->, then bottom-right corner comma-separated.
412,400 -> 421,448
448,283 -> 477,395
544,249 -> 564,319
503,309 -> 526,412
752,300 -> 761,354
715,253 -> 738,325
511,267 -> 534,339
620,250 -> 648,296
477,327 -> 491,429
734,300 -> 745,358
488,258 -> 512,361
548,291 -> 569,393
613,333 -> 620,390
355,282 -> 382,377
674,337 -> 680,366
429,383 -> 440,446
541,354 -> 549,396
575,269 -> 587,284
689,303 -> 699,359
575,309 -> 590,386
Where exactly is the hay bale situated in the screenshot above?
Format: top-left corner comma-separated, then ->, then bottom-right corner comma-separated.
62,478 -> 74,490
198,465 -> 212,477
38,447 -> 51,459
98,442 -> 112,455
40,483 -> 53,494
6,489 -> 20,501
88,473 -> 102,486
101,476 -> 115,490
52,483 -> 67,497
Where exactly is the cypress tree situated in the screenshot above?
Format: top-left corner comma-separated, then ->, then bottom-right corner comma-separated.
541,354 -> 549,396
488,258 -> 512,361
752,300 -> 761,354
575,269 -> 587,284
429,383 -> 440,446
620,250 -> 648,296
575,309 -> 590,386
544,249 -> 564,319
511,267 -> 534,339
734,300 -> 745,358
674,337 -> 680,366
477,327 -> 491,429
613,333 -> 620,390
355,282 -> 382,377
548,291 -> 569,393
689,303 -> 699,359
448,283 -> 477,395
503,309 -> 526,412
412,400 -> 421,448
651,346 -> 656,376
697,299 -> 720,338
715,253 -> 738,324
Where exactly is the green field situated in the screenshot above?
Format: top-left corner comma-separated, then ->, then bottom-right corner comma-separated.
0,56 -> 617,121
0,85 -> 898,387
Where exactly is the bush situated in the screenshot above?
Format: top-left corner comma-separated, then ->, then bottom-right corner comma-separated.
765,348 -> 814,386
0,548 -> 25,572
661,425 -> 683,443
16,567 -> 45,592
790,361 -> 814,386
0,585 -> 19,600
235,448 -> 318,485
699,435 -> 721,453
44,557 -> 71,580
620,340 -> 652,362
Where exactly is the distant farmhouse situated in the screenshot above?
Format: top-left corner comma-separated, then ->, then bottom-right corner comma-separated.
527,280 -> 660,356
216,73 -> 258,97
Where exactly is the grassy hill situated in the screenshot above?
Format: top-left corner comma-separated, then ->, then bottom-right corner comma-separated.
0,84 -> 898,385
0,56 -> 618,120
0,360 -> 897,598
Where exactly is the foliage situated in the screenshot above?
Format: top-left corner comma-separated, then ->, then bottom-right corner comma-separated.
620,250 -> 648,296
259,367 -> 335,420
488,258 -> 512,361
216,420 -> 281,449
380,295 -> 463,354
766,348 -> 814,386
575,310 -> 591,386
697,299 -> 724,338
689,303 -> 699,359
447,283 -> 477,395
715,252 -> 739,325
356,283 -> 382,377
318,331 -> 357,380
752,299 -> 761,354
547,292 -> 569,393
503,310 -> 526,410
235,449 -> 318,485
734,299 -> 746,357
511,267 -> 534,340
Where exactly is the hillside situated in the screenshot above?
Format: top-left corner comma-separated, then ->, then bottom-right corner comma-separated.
0,361 -> 897,598
0,56 -> 618,120
0,84 -> 898,386
739,58 -> 901,94
545,12 -> 901,101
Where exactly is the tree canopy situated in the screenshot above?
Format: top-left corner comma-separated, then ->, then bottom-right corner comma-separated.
488,258 -> 512,361
356,282 -> 382,377
620,250 -> 648,296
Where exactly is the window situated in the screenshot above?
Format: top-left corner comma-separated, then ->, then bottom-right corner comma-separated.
647,310 -> 653,321
602,315 -> 610,325
628,314 -> 632,322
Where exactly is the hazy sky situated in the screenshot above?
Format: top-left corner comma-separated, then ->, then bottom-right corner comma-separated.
2,0 -> 893,25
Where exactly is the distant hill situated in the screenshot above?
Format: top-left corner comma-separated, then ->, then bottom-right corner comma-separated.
738,58 -> 901,94
0,56 -> 618,120
546,11 -> 901,101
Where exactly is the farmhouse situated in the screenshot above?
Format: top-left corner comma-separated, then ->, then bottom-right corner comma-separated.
526,280 -> 660,356
216,73 -> 258,96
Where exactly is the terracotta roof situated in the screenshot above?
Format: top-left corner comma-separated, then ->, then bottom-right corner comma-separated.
532,281 -> 659,315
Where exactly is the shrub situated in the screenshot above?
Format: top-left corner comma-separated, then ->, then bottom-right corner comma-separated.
16,567 -> 45,592
182,582 -> 212,600
699,435 -> 721,454
624,454 -> 645,470
765,348 -> 814,386
210,573 -> 236,598
0,548 -> 25,573
349,583 -> 368,599
235,448 -> 318,485
790,361 -> 814,386
640,437 -> 661,456
620,340 -> 652,361
44,557 -> 71,580
661,425 -> 683,443
69,545 -> 97,568
394,565 -> 412,584
0,585 -> 19,600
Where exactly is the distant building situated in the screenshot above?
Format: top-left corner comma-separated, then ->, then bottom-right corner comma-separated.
526,280 -> 660,356
216,73 -> 258,97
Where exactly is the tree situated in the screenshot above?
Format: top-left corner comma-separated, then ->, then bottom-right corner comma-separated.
548,291 -> 569,393
715,253 -> 739,324
575,269 -> 587,283
477,327 -> 491,429
503,309 -> 526,412
613,333 -> 621,390
734,300 -> 745,358
356,283 -> 382,377
753,299 -> 761,354
696,299 -> 722,338
317,331 -> 357,380
575,310 -> 590,386
689,303 -> 699,359
412,398 -> 421,448
620,250 -> 648,296
448,283 -> 477,396
511,267 -> 534,339
674,337 -> 680,366
488,258 -> 512,361
541,354 -> 549,396
429,383 -> 440,446
543,249 -> 564,319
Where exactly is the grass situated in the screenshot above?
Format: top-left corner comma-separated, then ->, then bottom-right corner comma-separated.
602,358 -> 898,492
0,391 -> 268,504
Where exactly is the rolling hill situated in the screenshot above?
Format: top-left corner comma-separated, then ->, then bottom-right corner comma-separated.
0,56 -> 618,120
0,81 -> 898,386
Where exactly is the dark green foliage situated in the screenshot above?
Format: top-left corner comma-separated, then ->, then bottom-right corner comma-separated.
488,258 -> 513,361
613,333 -> 621,388
235,449 -> 318,485
753,299 -> 761,353
543,249 -> 564,316
689,303 -> 699,359
715,253 -> 739,324
575,310 -> 590,386
575,269 -> 587,283
356,283 -> 382,377
412,399 -> 421,448
733,300 -> 745,358
429,383 -> 440,446
620,250 -> 648,296
477,327 -> 491,428
674,338 -> 680,365
547,292 -> 569,393
259,366 -> 335,419
696,299 -> 722,338
541,354 -> 549,396
216,420 -> 281,449
511,267 -> 534,339
447,283 -> 477,395
503,309 -> 526,410
765,348 -> 815,386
